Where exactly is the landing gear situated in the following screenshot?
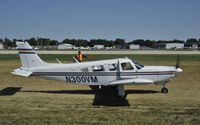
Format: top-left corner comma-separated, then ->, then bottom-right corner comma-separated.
161,87 -> 168,93
118,93 -> 127,98
117,85 -> 127,98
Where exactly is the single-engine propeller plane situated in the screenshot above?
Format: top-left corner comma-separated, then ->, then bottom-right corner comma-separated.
12,42 -> 183,98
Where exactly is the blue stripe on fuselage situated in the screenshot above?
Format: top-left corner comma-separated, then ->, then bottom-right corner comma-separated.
17,48 -> 33,50
18,52 -> 36,54
32,71 -> 175,76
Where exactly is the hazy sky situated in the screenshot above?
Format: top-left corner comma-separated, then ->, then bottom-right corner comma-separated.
0,0 -> 200,42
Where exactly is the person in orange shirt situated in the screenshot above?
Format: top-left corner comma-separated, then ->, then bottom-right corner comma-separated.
76,50 -> 83,62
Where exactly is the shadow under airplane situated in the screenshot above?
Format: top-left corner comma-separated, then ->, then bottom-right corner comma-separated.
0,87 -> 22,96
0,86 -> 159,106
91,87 -> 130,106
21,86 -> 159,106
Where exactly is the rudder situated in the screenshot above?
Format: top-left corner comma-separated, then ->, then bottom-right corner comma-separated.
16,42 -> 47,68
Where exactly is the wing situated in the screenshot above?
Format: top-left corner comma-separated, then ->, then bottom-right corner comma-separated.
106,78 -> 154,85
11,68 -> 32,77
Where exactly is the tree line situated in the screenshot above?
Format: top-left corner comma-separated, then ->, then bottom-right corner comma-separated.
0,37 -> 199,49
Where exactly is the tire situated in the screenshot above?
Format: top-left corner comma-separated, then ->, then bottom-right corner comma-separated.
161,87 -> 168,93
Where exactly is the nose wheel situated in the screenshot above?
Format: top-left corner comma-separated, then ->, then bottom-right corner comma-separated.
161,87 -> 168,93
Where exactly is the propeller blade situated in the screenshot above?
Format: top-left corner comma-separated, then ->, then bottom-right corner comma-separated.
176,54 -> 180,69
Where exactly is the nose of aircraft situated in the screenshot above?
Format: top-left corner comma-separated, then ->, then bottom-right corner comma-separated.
176,68 -> 183,74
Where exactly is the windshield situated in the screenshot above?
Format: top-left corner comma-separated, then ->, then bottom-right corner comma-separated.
132,59 -> 144,69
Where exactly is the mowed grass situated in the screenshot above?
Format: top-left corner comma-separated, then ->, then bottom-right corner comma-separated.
0,54 -> 200,125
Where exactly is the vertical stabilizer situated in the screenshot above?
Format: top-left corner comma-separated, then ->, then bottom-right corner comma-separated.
16,42 -> 47,68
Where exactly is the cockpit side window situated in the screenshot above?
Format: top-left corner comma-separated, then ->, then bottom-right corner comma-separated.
121,62 -> 134,70
108,63 -> 117,71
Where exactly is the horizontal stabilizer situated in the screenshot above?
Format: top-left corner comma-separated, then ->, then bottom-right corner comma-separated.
11,68 -> 32,77
107,78 -> 154,85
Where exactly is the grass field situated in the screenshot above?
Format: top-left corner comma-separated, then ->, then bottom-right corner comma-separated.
0,54 -> 200,125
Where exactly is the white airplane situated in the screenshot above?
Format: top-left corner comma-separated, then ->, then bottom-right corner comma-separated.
12,42 -> 183,98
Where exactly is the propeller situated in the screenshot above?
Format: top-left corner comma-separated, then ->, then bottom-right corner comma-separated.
175,54 -> 180,69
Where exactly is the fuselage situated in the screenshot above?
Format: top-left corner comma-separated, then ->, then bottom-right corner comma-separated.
13,41 -> 183,96
26,58 -> 179,86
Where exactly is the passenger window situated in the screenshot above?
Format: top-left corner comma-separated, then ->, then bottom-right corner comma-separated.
92,65 -> 105,71
81,67 -> 89,72
121,62 -> 134,70
108,64 -> 117,71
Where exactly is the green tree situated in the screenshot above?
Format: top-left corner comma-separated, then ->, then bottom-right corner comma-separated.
27,38 -> 37,46
49,40 -> 59,46
63,39 -> 76,45
114,38 -> 125,46
131,39 -> 145,46
0,39 -> 3,43
172,39 -> 184,43
3,38 -> 13,49
186,38 -> 198,44
145,40 -> 156,47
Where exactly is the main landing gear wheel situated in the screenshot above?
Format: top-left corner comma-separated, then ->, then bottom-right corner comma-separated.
117,85 -> 127,98
118,93 -> 127,99
161,87 -> 168,93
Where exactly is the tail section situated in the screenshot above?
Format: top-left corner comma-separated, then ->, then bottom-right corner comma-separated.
16,42 -> 47,68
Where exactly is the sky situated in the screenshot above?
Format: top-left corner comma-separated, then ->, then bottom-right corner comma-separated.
0,0 -> 200,42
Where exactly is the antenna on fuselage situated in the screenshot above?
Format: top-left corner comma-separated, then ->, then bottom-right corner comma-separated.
73,57 -> 80,63
56,58 -> 62,64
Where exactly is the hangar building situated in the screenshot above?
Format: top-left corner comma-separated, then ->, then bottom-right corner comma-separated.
166,43 -> 184,49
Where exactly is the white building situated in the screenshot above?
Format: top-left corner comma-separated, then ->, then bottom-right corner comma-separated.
192,44 -> 198,49
94,45 -> 104,49
129,44 -> 140,50
0,43 -> 3,49
58,43 -> 74,49
166,43 -> 184,49
32,45 -> 57,50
